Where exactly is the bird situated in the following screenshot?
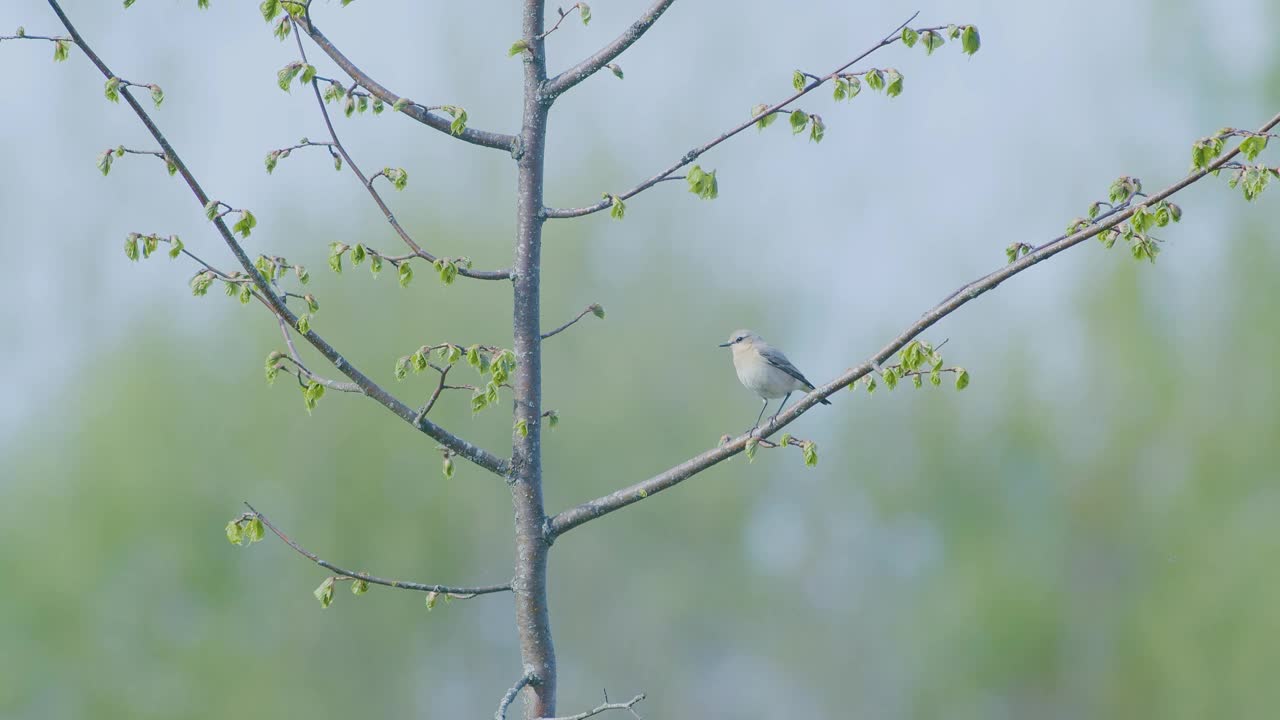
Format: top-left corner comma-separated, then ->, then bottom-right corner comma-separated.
719,329 -> 830,433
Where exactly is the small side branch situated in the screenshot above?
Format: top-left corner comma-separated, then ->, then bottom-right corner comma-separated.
543,0 -> 677,98
291,31 -> 511,281
244,503 -> 512,597
495,674 -> 537,720
293,13 -> 517,153
541,304 -> 603,340
541,691 -> 646,720
543,11 -> 918,219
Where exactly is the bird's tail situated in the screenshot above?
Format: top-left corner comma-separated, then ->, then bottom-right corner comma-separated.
806,384 -> 832,405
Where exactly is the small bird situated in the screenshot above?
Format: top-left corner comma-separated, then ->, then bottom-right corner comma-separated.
719,329 -> 831,432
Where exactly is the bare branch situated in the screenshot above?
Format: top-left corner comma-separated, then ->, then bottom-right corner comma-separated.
543,11 -> 919,219
291,31 -> 512,281
46,0 -> 511,477
545,108 -> 1280,538
541,304 -> 603,340
495,674 -> 537,720
293,13 -> 517,153
244,503 -> 512,597
540,691 -> 646,720
543,0 -> 677,99
413,363 -> 452,423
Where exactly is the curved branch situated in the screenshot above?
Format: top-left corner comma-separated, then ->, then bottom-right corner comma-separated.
541,303 -> 602,340
545,108 -> 1280,538
47,0 -> 511,477
292,31 -> 511,281
293,13 -> 517,153
245,503 -> 512,597
542,0 -> 677,99
544,11 -> 919,219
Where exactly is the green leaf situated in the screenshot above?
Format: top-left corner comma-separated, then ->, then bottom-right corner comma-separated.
606,194 -> 626,220
166,159 -> 178,176
607,63 -> 624,79
547,411 -> 560,429
148,83 -> 164,107
442,456 -> 455,479
801,441 -> 818,467
304,293 -> 319,313
590,303 -> 605,319
398,261 -> 413,287
350,243 -> 366,266
442,105 -> 468,135
882,367 -> 898,390
232,209 -> 257,239
744,438 -> 758,462
864,68 -> 884,92
921,30 -> 944,54
296,313 -> 310,334
104,76 -> 121,103
808,115 -> 825,143
96,150 -> 114,176
53,39 -> 70,62
356,95 -> 368,113
394,356 -> 410,380
302,380 -> 325,414
372,97 -> 384,114
225,519 -> 244,545
277,61 -> 303,92
264,151 -> 279,174
197,0 -> 210,9
124,233 -> 140,261
789,109 -> 808,135
884,68 -> 903,98
351,578 -> 369,595
247,517 -> 265,542
314,577 -> 335,608
901,27 -> 918,47
369,254 -> 383,277
792,70 -> 805,91
515,418 -> 528,438
425,591 -> 439,611
392,97 -> 410,112
955,368 -> 970,390
685,164 -> 718,199
832,77 -> 848,101
1240,134 -> 1268,161
141,234 -> 159,259
961,25 -> 980,55
273,15 -> 292,40
343,96 -> 355,117
779,432 -> 792,447
410,350 -> 428,373
508,39 -> 529,57
168,234 -> 184,259
260,0 -> 281,21
190,271 -> 215,296
384,167 -> 408,190
865,376 -> 877,393
578,2 -> 591,25
300,64 -> 316,85
752,104 -> 778,130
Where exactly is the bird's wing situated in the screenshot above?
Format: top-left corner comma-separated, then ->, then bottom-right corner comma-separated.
759,345 -> 816,389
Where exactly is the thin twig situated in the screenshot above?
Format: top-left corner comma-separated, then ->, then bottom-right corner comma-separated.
244,503 -> 512,597
545,107 -> 1280,538
540,692 -> 646,720
291,31 -> 511,281
543,11 -> 920,218
543,0 -> 677,98
541,304 -> 601,340
46,0 -> 511,476
414,363 -> 452,423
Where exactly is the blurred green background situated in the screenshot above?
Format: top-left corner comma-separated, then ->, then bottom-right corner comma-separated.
3,1 -> 1280,718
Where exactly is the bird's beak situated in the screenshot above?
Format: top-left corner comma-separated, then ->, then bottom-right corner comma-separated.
717,341 -> 732,348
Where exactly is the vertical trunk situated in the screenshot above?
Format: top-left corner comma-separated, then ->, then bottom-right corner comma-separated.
512,2 -> 554,718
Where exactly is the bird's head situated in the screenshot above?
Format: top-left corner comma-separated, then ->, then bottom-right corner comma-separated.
718,329 -> 761,349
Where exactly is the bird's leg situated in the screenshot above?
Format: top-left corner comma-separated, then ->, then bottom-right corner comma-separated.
750,398 -> 770,435
771,392 -> 792,423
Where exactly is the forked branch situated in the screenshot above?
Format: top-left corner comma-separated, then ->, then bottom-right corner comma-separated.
542,0 -> 677,98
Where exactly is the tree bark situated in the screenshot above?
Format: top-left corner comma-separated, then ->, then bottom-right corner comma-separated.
511,2 -> 555,718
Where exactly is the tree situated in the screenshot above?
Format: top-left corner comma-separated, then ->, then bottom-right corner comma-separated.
6,1 -> 1278,717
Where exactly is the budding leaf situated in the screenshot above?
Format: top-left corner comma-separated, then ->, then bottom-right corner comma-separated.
744,438 -> 758,462
901,27 -> 918,47
590,303 -> 605,319
961,25 -> 981,55
955,368 -> 970,390
124,233 -> 140,261
789,110 -> 808,134
607,63 -> 624,79
1240,134 -> 1268,162
302,380 -> 325,414
579,2 -> 591,25
104,76 -> 121,103
685,164 -> 718,199
314,577 -> 335,608
515,418 -> 528,438
752,104 -> 778,130
247,517 -> 265,542
277,61 -> 303,92
801,441 -> 818,467
232,210 -> 257,239
351,578 -> 369,595
260,0 -> 281,21
884,69 -> 903,98
865,69 -> 884,92
442,456 -> 455,479
508,39 -> 529,57
168,234 -> 183,259
809,115 -> 825,143
792,70 -> 805,91
398,261 -> 414,287
53,39 -> 71,62
96,150 -> 114,176
921,30 -> 945,54
149,84 -> 165,107
225,519 -> 244,545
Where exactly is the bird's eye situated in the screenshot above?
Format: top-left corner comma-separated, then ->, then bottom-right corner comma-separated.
735,335 -> 744,343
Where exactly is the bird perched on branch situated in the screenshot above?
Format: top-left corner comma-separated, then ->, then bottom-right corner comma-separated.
719,329 -> 830,433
